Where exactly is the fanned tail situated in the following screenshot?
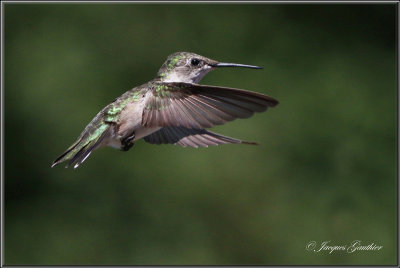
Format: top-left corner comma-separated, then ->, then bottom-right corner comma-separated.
51,124 -> 111,169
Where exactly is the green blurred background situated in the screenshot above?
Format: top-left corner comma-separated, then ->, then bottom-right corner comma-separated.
4,3 -> 397,265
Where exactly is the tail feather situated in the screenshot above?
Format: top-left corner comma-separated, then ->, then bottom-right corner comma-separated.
51,124 -> 111,169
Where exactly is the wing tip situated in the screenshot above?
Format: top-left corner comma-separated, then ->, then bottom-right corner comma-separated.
270,99 -> 279,107
241,141 -> 258,145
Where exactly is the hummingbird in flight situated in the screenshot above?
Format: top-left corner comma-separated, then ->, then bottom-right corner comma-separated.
51,52 -> 279,169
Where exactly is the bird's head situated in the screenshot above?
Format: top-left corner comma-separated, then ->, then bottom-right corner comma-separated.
156,52 -> 262,83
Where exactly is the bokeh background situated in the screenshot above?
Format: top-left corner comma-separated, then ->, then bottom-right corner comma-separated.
4,3 -> 397,265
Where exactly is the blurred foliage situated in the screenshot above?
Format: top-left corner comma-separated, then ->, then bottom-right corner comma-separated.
4,3 -> 397,265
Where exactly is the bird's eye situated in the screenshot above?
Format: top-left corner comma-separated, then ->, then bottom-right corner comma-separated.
191,58 -> 200,66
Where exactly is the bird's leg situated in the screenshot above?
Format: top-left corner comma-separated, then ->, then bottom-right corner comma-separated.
121,131 -> 135,151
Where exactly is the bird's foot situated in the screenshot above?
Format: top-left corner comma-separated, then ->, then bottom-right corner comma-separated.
121,132 -> 135,151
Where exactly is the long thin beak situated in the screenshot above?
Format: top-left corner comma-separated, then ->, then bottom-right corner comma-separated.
210,62 -> 263,69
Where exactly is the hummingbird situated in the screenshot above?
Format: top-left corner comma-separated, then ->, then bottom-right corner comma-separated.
51,52 -> 279,169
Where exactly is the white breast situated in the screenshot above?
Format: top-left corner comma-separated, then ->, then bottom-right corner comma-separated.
106,93 -> 161,149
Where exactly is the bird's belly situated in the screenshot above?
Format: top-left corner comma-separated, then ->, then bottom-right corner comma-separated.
106,98 -> 161,149
106,126 -> 161,149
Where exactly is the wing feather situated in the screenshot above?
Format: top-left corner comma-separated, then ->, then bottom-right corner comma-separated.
142,82 -> 278,129
144,127 -> 257,148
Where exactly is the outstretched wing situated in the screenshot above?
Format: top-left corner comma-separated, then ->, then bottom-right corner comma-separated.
144,126 -> 257,148
142,82 -> 278,129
